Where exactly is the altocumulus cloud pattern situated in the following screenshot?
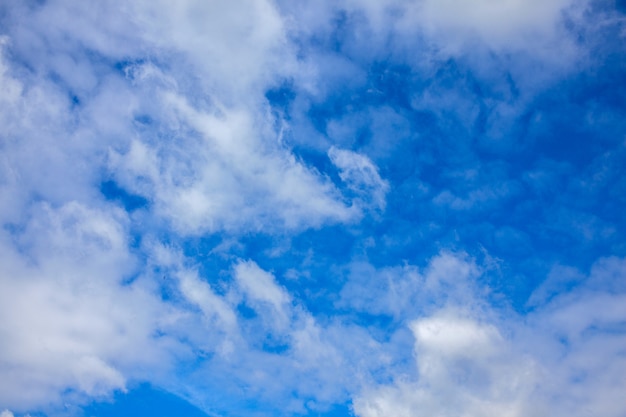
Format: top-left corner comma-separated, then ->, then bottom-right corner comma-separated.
0,1 -> 625,416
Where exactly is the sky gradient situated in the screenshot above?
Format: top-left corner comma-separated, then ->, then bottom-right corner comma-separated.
0,1 -> 625,416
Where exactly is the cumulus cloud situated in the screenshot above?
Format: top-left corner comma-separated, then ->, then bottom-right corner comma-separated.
355,315 -> 537,417
353,255 -> 626,417
0,203 -> 181,411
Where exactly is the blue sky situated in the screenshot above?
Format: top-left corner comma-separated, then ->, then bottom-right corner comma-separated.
0,1 -> 625,416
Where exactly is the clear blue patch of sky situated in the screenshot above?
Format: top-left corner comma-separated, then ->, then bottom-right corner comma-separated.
100,180 -> 149,212
81,384 -> 210,417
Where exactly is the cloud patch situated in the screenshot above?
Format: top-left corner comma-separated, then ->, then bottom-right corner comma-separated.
328,146 -> 389,211
0,203 -> 180,411
353,255 -> 626,417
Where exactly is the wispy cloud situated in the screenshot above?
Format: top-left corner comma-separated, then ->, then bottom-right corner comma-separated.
329,146 -> 390,212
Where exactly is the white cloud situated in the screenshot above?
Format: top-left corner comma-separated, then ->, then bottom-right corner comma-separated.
339,251 -> 482,318
353,255 -> 626,417
134,0 -> 296,100
0,6 -> 374,409
410,0 -> 576,49
107,94 -> 357,234
176,269 -> 238,335
142,241 -> 242,360
0,203 -> 181,411
412,313 -> 503,360
338,262 -> 423,317
0,45 -> 101,224
283,0 -> 588,69
328,146 -> 389,211
0,1 -> 623,415
356,311 -> 538,417
235,261 -> 291,312
2,0 -> 364,238
167,261 -> 358,414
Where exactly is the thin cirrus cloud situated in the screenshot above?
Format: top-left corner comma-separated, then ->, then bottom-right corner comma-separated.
0,0 -> 625,417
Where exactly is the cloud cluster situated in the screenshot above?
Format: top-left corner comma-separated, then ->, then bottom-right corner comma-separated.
353,255 -> 626,417
0,0 -> 624,416
0,202 -> 180,410
0,0 -> 357,410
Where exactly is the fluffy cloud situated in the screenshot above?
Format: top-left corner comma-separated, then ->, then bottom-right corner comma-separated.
108,89 -> 357,234
0,202 -> 181,411
353,255 -> 626,417
0,5 -> 385,408
1,0 -> 374,238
